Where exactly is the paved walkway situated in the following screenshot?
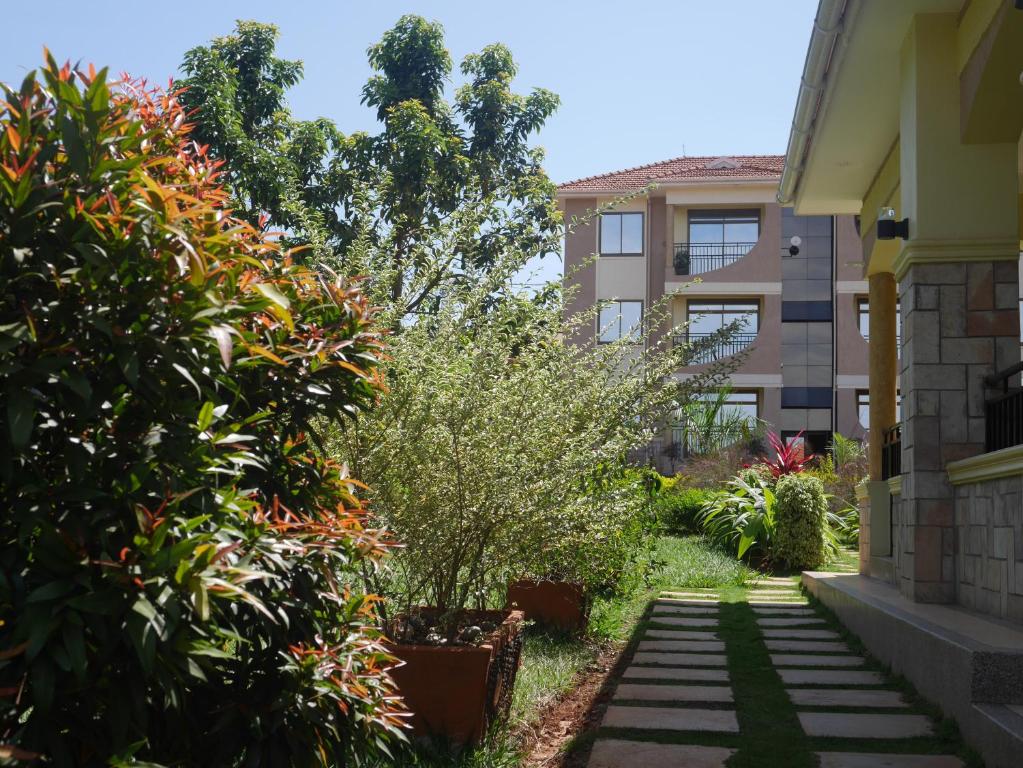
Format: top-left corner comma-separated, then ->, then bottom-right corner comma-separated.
587,578 -> 968,767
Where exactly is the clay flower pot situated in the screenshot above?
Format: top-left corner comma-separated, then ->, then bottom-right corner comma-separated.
507,579 -> 588,633
387,609 -> 524,745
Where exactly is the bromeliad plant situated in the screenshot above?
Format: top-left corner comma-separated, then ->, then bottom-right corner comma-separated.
0,57 -> 403,765
762,430 -> 815,477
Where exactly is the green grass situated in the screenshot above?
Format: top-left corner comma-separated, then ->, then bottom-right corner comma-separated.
509,632 -> 591,731
650,535 -> 757,589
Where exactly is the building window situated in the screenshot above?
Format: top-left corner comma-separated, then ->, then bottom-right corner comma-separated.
683,301 -> 759,362
856,389 -> 902,429
671,390 -> 760,458
857,297 -> 901,345
598,300 -> 643,343
676,209 -> 760,274
599,212 -> 643,256
698,390 -> 760,425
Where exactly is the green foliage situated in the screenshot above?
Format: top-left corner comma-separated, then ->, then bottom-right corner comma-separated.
0,57 -> 401,765
654,485 -> 717,534
699,475 -> 777,560
774,474 -> 829,569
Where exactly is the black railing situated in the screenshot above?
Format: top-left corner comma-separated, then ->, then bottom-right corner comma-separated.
673,242 -> 757,275
984,361 -> 1023,452
672,332 -> 757,365
881,424 -> 901,480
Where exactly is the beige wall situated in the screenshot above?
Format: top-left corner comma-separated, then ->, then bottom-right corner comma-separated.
562,197 -> 597,345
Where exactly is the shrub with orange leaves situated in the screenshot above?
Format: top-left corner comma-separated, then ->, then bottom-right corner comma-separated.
0,54 -> 404,765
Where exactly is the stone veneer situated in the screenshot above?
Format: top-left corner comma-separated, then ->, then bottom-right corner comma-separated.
954,474 -> 1023,622
897,260 -> 1020,604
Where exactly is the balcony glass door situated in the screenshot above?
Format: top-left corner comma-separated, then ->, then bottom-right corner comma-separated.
675,209 -> 760,275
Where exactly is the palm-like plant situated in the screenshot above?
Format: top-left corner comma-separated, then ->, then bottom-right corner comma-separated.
699,474 -> 777,559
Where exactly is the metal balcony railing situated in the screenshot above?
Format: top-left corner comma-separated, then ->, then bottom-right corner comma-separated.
880,424 -> 901,480
672,332 -> 757,365
984,361 -> 1023,452
673,242 -> 758,275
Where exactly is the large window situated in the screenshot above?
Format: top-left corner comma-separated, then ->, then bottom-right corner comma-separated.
671,390 -> 759,458
697,390 -> 760,424
857,297 -> 901,345
599,212 -> 643,255
676,209 -> 760,275
683,301 -> 759,363
598,300 -> 643,343
857,390 -> 902,429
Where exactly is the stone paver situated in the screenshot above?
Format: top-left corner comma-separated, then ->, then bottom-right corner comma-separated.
761,628 -> 840,639
770,654 -> 865,667
748,589 -> 803,595
751,606 -> 816,615
652,605 -> 719,616
787,688 -> 908,708
757,617 -> 826,626
816,753 -> 964,768
602,705 -> 739,733
765,640 -> 852,653
779,669 -> 885,685
798,712 -> 933,738
645,629 -> 719,640
587,739 -> 734,768
613,683 -> 733,702
656,597 -> 720,606
638,639 -> 725,653
622,665 -> 729,682
632,652 -> 727,666
650,616 -> 719,627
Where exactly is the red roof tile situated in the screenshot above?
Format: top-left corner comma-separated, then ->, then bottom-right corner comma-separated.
558,154 -> 785,193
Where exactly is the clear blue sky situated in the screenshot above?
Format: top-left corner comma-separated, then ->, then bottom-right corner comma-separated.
2,0 -> 817,282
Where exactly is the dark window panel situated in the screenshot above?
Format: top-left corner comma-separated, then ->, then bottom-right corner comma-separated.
782,301 -> 833,322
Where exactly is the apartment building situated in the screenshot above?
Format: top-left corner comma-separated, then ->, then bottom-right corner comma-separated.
557,154 -> 871,471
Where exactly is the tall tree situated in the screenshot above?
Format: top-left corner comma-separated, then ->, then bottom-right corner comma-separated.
177,16 -> 561,314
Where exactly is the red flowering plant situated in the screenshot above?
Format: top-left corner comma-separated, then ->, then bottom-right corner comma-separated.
762,430 -> 815,478
0,55 -> 404,765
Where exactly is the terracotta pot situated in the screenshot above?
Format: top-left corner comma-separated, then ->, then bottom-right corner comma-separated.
506,579 -> 588,632
387,609 -> 524,745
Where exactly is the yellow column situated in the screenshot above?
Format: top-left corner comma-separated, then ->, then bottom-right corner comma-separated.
868,272 -> 899,480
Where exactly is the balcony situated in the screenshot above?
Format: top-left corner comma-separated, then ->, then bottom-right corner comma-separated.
672,332 -> 757,365
673,242 -> 757,275
984,362 -> 1023,452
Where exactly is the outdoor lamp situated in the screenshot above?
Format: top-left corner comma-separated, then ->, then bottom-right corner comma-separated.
787,235 -> 801,256
876,206 -> 908,240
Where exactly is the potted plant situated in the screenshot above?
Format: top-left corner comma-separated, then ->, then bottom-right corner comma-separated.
507,579 -> 588,633
385,608 -> 524,743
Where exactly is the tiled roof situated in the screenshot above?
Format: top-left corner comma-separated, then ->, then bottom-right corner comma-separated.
558,154 -> 785,193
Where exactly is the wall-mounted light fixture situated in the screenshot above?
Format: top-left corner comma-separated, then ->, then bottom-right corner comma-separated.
787,235 -> 801,257
876,206 -> 909,240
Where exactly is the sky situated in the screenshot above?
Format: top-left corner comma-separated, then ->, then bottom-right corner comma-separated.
2,0 -> 818,283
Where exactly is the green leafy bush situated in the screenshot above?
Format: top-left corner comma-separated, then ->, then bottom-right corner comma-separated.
774,474 -> 829,569
699,475 -> 777,560
654,485 -> 717,534
0,57 -> 402,765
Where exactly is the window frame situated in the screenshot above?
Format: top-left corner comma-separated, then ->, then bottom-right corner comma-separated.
597,299 -> 644,344
857,296 -> 901,345
598,212 -> 644,257
686,208 -> 761,247
856,389 -> 902,430
685,300 -> 761,335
